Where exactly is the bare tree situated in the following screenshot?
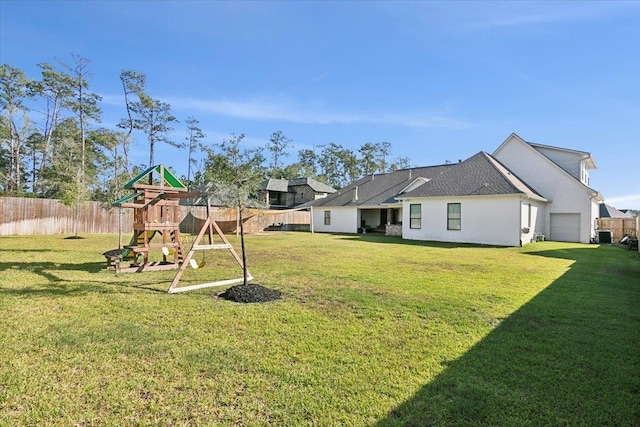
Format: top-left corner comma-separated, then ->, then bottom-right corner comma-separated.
59,54 -> 101,191
0,64 -> 33,193
131,94 -> 180,167
266,130 -> 291,178
117,70 -> 146,175
28,62 -> 74,193
59,54 -> 102,237
185,116 -> 205,190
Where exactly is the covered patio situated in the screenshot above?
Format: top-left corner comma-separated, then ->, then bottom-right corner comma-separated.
358,206 -> 402,236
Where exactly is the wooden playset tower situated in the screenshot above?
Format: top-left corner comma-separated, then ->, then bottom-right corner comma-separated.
108,165 -> 187,273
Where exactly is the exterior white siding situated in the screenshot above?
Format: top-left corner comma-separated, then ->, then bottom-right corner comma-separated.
520,199 -> 546,243
402,196 -> 522,246
494,135 -> 596,243
532,146 -> 582,180
312,207 -> 357,233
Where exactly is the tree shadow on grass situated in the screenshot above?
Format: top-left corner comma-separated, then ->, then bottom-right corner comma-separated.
0,278 -> 169,297
0,260 -> 104,276
0,248 -> 70,254
0,260 -> 169,295
376,245 -> 640,426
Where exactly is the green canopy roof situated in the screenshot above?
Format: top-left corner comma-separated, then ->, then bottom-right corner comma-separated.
111,191 -> 142,207
123,165 -> 186,190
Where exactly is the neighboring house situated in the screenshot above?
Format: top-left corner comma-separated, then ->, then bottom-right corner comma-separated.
260,177 -> 336,209
599,204 -> 635,219
312,133 -> 603,246
619,209 -> 638,217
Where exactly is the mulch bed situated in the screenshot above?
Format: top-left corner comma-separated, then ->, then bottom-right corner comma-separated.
218,284 -> 282,303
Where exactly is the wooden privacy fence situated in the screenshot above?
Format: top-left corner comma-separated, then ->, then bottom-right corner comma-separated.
597,217 -> 639,243
0,197 -> 132,235
0,197 -> 310,236
179,206 -> 310,235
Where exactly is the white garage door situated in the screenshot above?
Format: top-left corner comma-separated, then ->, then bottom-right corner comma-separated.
550,213 -> 580,242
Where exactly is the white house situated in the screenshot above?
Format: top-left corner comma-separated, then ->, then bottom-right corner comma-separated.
312,164 -> 453,235
397,151 -> 547,246
311,133 -> 602,246
493,133 -> 602,243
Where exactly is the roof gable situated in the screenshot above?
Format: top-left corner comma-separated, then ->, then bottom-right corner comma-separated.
493,133 -> 602,200
399,177 -> 430,195
261,178 -> 290,192
400,152 -> 546,200
289,177 -> 337,193
528,142 -> 596,169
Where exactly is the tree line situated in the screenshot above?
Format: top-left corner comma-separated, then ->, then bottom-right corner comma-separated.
1,56 -> 412,206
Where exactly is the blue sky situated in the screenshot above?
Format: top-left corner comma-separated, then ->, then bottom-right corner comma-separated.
2,1 -> 639,208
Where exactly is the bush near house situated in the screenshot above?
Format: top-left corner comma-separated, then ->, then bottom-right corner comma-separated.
1,233 -> 638,426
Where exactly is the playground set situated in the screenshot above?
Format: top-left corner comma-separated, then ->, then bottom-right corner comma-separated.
104,165 -> 251,293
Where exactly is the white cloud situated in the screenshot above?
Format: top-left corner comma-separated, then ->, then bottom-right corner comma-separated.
466,2 -> 640,31
165,96 -> 472,129
604,194 -> 640,210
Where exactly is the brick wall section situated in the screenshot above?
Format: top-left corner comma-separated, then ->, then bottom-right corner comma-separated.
385,224 -> 402,237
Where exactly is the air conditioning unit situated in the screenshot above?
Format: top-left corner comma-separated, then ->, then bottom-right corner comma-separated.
598,230 -> 612,244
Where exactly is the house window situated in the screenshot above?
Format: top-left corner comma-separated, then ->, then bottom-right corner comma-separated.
269,191 -> 285,206
324,210 -> 331,225
527,203 -> 532,228
447,203 -> 461,230
410,204 -> 421,229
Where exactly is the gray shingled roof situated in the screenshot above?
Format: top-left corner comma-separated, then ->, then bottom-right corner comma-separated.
261,177 -> 336,194
311,164 -> 454,207
261,178 -> 290,192
288,177 -> 337,193
400,152 -> 545,199
599,203 -> 635,218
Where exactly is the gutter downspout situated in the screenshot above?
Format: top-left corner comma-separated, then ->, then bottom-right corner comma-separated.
589,194 -> 599,242
310,205 -> 314,234
519,197 -> 524,247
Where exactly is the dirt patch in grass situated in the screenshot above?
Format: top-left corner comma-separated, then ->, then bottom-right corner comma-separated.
218,284 -> 282,303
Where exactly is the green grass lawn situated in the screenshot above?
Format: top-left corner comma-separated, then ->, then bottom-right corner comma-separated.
1,232 -> 638,426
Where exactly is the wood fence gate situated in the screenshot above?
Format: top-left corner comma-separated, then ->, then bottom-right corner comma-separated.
597,217 -> 639,243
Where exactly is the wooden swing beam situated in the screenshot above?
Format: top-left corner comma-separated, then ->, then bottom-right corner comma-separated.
167,199 -> 251,294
